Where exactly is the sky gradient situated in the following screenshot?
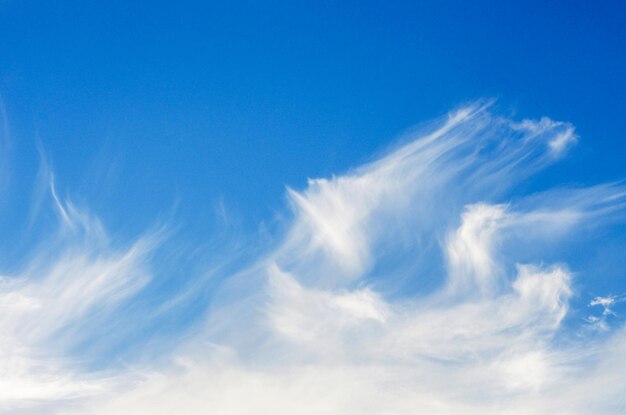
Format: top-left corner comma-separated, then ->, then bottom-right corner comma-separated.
1,1 -> 626,414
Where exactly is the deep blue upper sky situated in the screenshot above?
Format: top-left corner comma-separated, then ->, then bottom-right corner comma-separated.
1,0 -> 625,247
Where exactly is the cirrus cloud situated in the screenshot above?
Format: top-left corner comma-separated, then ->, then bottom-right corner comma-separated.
1,102 -> 625,414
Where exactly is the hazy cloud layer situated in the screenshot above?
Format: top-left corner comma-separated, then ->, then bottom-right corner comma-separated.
2,103 -> 625,414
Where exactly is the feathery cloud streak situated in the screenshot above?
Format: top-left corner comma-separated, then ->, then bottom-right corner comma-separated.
2,103 -> 625,414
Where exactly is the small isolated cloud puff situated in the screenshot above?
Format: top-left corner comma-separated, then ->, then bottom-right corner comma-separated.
2,102 -> 626,414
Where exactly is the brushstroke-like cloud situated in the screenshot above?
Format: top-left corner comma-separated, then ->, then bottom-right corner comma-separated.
2,103 -> 625,414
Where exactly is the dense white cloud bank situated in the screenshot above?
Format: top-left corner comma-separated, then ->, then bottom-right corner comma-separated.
2,103 -> 625,414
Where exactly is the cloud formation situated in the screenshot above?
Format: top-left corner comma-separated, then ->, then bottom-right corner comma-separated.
2,103 -> 625,414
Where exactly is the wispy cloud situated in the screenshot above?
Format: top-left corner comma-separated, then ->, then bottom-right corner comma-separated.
2,102 -> 626,414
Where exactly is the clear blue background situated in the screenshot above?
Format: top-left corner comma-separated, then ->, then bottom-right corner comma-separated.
1,0 -> 625,278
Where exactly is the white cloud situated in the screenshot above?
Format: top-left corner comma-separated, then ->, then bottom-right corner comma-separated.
0,181 -> 159,413
2,103 -> 626,414
590,294 -> 625,316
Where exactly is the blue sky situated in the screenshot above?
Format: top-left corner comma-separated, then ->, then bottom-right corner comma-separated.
1,1 -> 626,414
